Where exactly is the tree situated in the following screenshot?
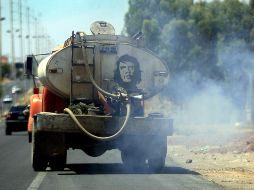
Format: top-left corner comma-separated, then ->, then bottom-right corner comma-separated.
142,19 -> 160,51
1,64 -> 11,78
160,19 -> 195,73
124,0 -> 254,105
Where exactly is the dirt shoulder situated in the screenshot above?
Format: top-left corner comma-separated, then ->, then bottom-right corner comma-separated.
168,127 -> 254,190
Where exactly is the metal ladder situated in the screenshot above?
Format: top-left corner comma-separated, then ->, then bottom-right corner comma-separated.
70,31 -> 96,104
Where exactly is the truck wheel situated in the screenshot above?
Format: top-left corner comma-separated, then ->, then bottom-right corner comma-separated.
147,137 -> 167,171
121,148 -> 146,170
32,152 -> 48,171
84,148 -> 106,157
28,132 -> 32,143
5,126 -> 12,135
49,151 -> 67,171
32,133 -> 48,171
148,155 -> 165,171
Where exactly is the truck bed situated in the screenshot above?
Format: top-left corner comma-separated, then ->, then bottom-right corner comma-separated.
34,112 -> 173,136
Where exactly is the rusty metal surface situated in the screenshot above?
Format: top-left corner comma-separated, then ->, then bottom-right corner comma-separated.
38,33 -> 169,100
34,112 -> 173,136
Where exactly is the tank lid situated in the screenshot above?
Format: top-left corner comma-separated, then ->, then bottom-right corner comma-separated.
90,21 -> 115,35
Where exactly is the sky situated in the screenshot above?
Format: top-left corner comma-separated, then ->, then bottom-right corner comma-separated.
0,0 -> 250,62
0,0 -> 129,62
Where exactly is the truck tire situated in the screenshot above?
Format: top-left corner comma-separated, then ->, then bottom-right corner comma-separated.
147,137 -> 167,171
32,133 -> 48,171
5,126 -> 12,135
121,147 -> 146,170
49,151 -> 67,171
32,151 -> 48,171
84,148 -> 106,157
28,132 -> 32,143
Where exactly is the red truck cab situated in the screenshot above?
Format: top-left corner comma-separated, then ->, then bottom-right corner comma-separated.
28,91 -> 42,142
28,87 -> 68,142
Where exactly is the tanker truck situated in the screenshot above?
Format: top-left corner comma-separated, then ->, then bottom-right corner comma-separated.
25,21 -> 173,171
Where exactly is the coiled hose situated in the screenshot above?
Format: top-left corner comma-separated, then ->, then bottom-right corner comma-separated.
64,103 -> 131,141
64,42 -> 131,141
81,43 -> 120,99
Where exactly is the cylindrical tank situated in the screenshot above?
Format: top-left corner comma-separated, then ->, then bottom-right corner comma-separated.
38,35 -> 169,100
38,47 -> 72,98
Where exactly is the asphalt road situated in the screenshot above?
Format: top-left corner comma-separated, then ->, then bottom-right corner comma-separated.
0,122 -> 224,190
1,78 -> 33,114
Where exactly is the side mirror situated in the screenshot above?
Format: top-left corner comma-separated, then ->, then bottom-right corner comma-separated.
33,88 -> 39,94
23,105 -> 30,116
25,56 -> 34,75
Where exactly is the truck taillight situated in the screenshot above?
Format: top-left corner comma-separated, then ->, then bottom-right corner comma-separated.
5,112 -> 11,119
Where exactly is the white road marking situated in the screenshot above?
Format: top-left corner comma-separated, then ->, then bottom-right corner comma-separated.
27,171 -> 47,190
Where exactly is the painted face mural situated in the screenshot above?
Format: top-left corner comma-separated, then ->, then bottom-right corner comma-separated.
114,54 -> 142,91
119,61 -> 135,83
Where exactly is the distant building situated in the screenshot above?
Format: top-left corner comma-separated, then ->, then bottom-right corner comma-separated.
0,56 -> 8,64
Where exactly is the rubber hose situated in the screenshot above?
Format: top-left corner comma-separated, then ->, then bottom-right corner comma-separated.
64,103 -> 131,141
81,44 -> 119,98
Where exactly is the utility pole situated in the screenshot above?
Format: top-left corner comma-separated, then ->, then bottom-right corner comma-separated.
0,0 -> 4,81
38,13 -> 42,54
34,16 -> 40,54
0,0 -> 2,60
34,16 -> 37,54
26,6 -> 30,55
18,0 -> 23,62
9,0 -> 15,79
40,25 -> 44,54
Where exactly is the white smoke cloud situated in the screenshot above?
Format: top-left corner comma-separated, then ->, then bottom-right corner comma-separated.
171,80 -> 243,134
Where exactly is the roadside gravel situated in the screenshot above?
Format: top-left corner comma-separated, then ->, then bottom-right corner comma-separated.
168,127 -> 254,190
